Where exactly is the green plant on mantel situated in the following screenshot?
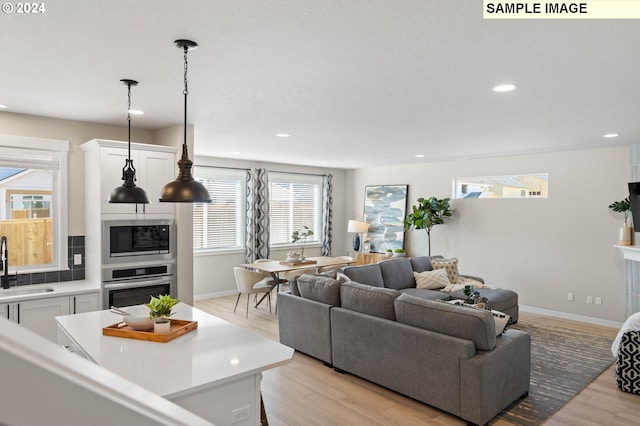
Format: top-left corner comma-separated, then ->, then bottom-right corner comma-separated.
609,196 -> 631,225
146,294 -> 178,322
404,196 -> 453,256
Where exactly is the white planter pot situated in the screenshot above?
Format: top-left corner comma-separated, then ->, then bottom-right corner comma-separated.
154,320 -> 171,334
619,225 -> 633,246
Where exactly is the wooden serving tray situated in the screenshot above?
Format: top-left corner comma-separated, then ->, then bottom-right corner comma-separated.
279,259 -> 318,266
102,319 -> 198,343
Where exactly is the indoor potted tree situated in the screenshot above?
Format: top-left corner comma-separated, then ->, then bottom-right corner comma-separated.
609,196 -> 632,245
404,196 -> 453,256
146,294 -> 179,334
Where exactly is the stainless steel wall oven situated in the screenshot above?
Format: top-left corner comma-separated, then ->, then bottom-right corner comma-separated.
101,219 -> 177,309
102,262 -> 176,310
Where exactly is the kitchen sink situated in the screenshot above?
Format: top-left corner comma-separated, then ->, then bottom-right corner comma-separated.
0,287 -> 54,297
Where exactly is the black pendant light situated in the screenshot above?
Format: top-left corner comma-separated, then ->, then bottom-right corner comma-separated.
159,39 -> 212,203
108,79 -> 150,204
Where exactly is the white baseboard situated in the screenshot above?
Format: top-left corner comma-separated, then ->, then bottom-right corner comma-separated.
194,289 -> 238,300
520,305 -> 623,329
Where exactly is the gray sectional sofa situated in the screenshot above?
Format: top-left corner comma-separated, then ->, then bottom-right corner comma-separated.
277,256 -> 530,426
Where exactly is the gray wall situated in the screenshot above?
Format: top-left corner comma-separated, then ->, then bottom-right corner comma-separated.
345,147 -> 629,324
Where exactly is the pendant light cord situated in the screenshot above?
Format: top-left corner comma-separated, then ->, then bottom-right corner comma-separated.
127,82 -> 132,164
183,45 -> 189,156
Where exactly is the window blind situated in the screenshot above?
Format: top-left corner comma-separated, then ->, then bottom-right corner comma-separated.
193,168 -> 246,250
269,172 -> 322,246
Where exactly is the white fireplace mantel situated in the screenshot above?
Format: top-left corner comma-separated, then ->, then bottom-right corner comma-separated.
614,245 -> 640,262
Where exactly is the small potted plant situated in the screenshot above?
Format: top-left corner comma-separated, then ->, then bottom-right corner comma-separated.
393,248 -> 405,257
385,248 -> 393,257
609,196 -> 632,246
291,225 -> 314,260
146,294 -> 179,334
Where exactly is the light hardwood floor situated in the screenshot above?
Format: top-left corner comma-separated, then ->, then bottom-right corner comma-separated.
195,295 -> 640,426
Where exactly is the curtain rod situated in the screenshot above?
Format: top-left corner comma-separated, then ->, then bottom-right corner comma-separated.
195,164 -> 329,177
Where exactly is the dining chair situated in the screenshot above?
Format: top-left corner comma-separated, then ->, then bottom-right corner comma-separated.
233,267 -> 272,318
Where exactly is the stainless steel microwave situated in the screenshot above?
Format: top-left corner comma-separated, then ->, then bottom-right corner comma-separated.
102,219 -> 176,264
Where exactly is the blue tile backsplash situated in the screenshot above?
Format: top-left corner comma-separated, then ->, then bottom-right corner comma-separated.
14,236 -> 85,286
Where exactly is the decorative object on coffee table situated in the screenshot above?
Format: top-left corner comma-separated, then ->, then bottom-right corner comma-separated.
404,196 -> 453,256
609,196 -> 632,245
363,184 -> 408,252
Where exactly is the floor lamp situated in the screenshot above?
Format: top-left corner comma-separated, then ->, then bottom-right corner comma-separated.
348,219 -> 369,252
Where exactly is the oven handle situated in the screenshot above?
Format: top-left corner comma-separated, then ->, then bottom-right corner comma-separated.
103,277 -> 173,290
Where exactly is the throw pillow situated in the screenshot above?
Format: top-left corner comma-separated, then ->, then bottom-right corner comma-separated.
336,271 -> 351,283
430,257 -> 459,284
413,269 -> 450,290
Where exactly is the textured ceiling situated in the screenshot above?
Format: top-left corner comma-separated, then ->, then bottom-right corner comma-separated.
1,1 -> 638,168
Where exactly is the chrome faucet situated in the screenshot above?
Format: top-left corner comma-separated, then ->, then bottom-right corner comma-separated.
0,236 -> 16,289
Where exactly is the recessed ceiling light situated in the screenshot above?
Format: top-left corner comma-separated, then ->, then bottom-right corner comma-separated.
492,83 -> 517,93
231,151 -> 241,155
415,154 -> 424,158
0,104 -> 7,109
128,109 -> 144,115
603,133 -> 619,138
275,133 -> 290,138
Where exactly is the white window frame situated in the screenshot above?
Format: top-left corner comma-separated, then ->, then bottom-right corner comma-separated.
193,167 -> 246,254
268,172 -> 323,249
0,135 -> 69,272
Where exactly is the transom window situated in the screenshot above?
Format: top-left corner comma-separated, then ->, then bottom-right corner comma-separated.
453,173 -> 549,199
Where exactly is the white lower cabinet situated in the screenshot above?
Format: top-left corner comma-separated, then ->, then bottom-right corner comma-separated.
1,292 -> 100,342
70,292 -> 100,314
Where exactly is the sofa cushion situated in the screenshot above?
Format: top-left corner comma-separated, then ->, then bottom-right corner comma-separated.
340,281 -> 400,321
297,274 -> 342,306
430,257 -> 459,283
342,264 -> 385,288
379,257 -> 415,290
394,293 -> 496,350
409,255 -> 443,273
413,269 -> 450,289
399,287 -> 450,301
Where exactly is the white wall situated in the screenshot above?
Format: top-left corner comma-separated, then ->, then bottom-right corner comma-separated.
346,147 -> 629,323
193,155 -> 346,298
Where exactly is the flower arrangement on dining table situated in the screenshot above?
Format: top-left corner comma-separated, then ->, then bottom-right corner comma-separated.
291,225 -> 314,260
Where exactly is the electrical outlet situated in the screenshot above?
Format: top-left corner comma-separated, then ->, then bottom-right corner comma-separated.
73,254 -> 82,265
587,296 -> 594,304
567,293 -> 574,302
595,297 -> 603,306
232,405 -> 250,424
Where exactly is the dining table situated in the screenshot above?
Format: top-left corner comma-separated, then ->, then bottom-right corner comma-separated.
240,256 -> 354,308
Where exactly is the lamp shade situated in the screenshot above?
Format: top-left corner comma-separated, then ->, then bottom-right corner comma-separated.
347,220 -> 369,233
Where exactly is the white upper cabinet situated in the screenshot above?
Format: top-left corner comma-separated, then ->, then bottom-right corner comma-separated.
81,139 -> 177,217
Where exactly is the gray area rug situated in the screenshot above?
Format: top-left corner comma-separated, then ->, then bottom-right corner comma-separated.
495,320 -> 615,425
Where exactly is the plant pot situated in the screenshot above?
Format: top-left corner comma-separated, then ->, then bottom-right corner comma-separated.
154,320 -> 171,334
392,252 -> 405,257
619,224 -> 633,246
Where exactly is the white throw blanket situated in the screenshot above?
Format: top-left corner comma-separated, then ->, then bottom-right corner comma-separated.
441,276 -> 494,293
612,312 -> 640,358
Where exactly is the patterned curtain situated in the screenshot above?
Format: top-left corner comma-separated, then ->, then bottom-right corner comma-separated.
246,168 -> 270,262
321,174 -> 333,256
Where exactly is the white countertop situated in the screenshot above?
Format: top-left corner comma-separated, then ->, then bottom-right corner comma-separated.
56,302 -> 294,399
0,279 -> 100,302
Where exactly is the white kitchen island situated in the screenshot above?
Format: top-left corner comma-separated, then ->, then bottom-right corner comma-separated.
56,302 -> 293,426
